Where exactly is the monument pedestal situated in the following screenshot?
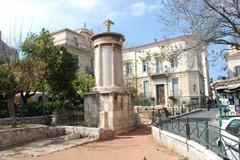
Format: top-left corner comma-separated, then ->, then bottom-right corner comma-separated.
84,20 -> 137,137
84,91 -> 135,134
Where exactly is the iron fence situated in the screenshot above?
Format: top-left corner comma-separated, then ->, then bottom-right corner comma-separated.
153,116 -> 240,160
53,109 -> 84,126
134,98 -> 155,106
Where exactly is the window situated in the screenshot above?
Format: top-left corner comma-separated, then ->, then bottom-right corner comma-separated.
171,57 -> 178,69
172,77 -> 179,96
73,37 -> 79,46
142,59 -> 148,73
156,57 -> 162,73
143,81 -> 150,97
226,119 -> 240,136
235,66 -> 240,77
125,62 -> 132,76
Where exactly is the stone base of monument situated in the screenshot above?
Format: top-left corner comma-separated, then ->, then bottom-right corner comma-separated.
98,128 -> 115,140
84,91 -> 136,136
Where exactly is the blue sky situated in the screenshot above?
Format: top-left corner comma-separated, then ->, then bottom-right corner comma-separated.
0,0 -> 227,79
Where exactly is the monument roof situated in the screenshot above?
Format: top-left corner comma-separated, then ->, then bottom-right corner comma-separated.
91,32 -> 125,41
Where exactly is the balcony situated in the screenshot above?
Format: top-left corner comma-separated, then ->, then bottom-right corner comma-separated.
150,67 -> 170,79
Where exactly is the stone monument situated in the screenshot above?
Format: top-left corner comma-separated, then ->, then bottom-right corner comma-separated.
84,19 -> 135,134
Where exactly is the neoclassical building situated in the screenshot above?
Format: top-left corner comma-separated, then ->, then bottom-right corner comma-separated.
226,47 -> 240,78
122,35 -> 209,108
52,27 -> 94,73
0,31 -> 18,62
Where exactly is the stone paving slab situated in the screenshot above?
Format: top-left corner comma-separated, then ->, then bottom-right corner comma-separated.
0,136 -> 97,160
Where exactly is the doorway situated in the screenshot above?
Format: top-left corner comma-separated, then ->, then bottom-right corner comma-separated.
156,84 -> 165,105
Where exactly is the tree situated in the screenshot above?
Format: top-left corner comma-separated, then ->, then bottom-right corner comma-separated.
47,46 -> 79,100
22,29 -> 80,101
18,57 -> 46,104
0,49 -> 46,127
72,71 -> 94,95
20,29 -> 58,103
159,0 -> 240,52
0,61 -> 20,127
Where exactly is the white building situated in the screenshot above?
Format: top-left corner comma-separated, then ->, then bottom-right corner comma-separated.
226,48 -> 240,78
123,35 -> 209,109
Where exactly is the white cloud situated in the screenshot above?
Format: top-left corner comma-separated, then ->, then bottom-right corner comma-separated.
130,1 -> 162,16
64,0 -> 103,12
106,11 -> 127,19
0,0 -> 106,41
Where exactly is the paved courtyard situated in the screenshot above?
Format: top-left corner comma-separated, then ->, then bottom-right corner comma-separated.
7,126 -> 182,160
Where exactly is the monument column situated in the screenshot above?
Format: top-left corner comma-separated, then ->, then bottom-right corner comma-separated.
92,19 -> 125,92
111,43 -> 116,87
84,19 -> 136,135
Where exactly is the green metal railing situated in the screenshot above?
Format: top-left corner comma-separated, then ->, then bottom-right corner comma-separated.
153,116 -> 240,160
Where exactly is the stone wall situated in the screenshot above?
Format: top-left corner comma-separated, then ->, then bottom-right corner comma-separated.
152,126 -> 222,160
58,126 -> 115,141
58,126 -> 99,137
0,125 -> 65,149
84,91 -> 136,134
134,106 -> 167,125
0,116 -> 51,125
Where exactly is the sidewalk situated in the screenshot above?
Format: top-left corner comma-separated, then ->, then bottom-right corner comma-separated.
9,126 -> 181,160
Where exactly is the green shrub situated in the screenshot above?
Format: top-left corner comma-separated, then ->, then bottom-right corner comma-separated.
16,100 -> 84,117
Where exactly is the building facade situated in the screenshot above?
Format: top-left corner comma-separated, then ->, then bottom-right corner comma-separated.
122,35 -> 209,109
226,48 -> 240,79
52,27 -> 94,73
0,31 -> 18,62
211,48 -> 240,119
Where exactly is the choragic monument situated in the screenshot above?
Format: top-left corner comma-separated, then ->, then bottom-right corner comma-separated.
84,19 -> 135,134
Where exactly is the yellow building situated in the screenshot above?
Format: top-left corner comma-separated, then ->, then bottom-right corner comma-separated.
52,27 -> 94,73
123,35 -> 209,110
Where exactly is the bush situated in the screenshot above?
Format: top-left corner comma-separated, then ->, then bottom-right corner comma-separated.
0,96 -> 8,118
17,101 -> 60,116
17,100 -> 84,117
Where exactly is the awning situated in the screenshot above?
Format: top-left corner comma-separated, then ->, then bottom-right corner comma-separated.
216,86 -> 228,90
216,83 -> 240,92
227,83 -> 240,90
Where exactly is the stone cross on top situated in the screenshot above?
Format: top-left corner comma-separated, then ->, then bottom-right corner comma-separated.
104,19 -> 114,32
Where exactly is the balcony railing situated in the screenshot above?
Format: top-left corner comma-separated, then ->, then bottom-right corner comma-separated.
150,69 -> 170,78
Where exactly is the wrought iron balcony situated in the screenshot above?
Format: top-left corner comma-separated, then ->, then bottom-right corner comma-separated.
150,68 -> 170,78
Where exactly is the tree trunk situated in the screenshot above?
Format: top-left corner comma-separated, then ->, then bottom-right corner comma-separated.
7,96 -> 17,128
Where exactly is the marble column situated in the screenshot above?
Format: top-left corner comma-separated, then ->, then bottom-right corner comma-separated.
92,32 -> 125,92
111,44 -> 116,87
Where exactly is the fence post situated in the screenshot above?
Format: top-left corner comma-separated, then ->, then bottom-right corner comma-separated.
186,118 -> 190,140
196,121 -> 199,140
159,117 -> 163,129
238,136 -> 240,160
205,121 -> 209,149
178,119 -> 180,133
151,111 -> 154,124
